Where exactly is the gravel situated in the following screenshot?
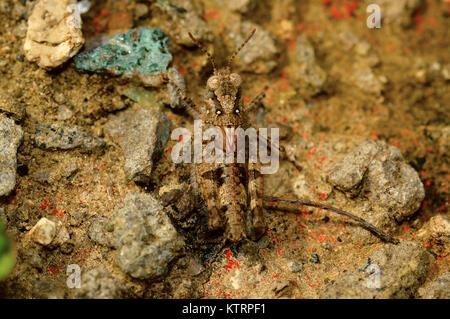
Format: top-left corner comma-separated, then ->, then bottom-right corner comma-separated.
29,217 -> 56,246
0,116 -> 23,196
112,192 -> 184,279
418,272 -> 450,299
34,123 -> 104,151
104,106 -> 171,183
328,140 -> 425,223
77,267 -> 123,299
321,241 -> 430,298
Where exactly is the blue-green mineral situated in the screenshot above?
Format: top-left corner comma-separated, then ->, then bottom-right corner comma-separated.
75,28 -> 172,86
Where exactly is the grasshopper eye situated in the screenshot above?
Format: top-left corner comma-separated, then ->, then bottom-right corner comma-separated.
207,76 -> 220,90
230,73 -> 242,87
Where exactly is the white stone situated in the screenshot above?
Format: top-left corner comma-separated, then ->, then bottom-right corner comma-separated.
24,0 -> 86,69
30,217 -> 56,245
428,215 -> 450,237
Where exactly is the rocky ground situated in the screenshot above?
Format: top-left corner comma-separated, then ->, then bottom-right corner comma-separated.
0,0 -> 448,299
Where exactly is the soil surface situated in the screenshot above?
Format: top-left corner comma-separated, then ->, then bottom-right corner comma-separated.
0,0 -> 448,299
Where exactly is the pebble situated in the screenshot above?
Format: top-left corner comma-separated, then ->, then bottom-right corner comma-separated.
321,241 -> 430,298
57,105 -> 73,120
29,217 -> 56,246
0,116 -> 23,196
104,106 -> 171,183
88,217 -> 115,248
167,66 -> 187,110
34,123 -> 105,151
420,215 -> 450,239
23,0 -> 86,69
51,224 -> 70,246
286,260 -> 302,273
134,3 -> 149,19
328,140 -> 425,223
113,192 -> 184,279
77,267 -> 123,299
75,28 -> 172,87
290,35 -> 327,96
310,253 -> 320,264
158,0 -> 213,47
228,21 -> 278,74
418,272 -> 450,299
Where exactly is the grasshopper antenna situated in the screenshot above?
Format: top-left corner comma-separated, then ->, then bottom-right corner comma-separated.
188,32 -> 217,73
263,197 -> 400,244
227,28 -> 256,70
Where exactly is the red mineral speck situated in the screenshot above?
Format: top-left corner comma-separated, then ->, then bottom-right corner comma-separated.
330,7 -> 343,19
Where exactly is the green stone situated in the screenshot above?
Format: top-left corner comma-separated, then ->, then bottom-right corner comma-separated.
75,28 -> 172,77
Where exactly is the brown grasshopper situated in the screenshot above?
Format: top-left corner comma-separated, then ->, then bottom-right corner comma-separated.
166,30 -> 399,245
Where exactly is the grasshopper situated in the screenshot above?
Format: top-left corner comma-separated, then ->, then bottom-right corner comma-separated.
166,30 -> 399,245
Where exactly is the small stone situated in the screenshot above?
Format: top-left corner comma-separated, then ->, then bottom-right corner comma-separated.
351,66 -> 384,95
328,140 -> 380,194
418,272 -> 450,299
52,224 -> 70,246
104,106 -> 171,183
229,21 -> 278,74
158,0 -> 213,47
134,3 -> 149,19
75,28 -> 172,87
53,92 -> 66,104
355,41 -> 371,56
186,256 -> 205,276
425,215 -> 450,238
113,192 -> 184,279
321,241 -> 430,298
286,260 -> 302,273
77,267 -> 122,299
34,123 -> 104,151
69,210 -> 85,226
328,140 -> 424,222
290,35 -> 327,96
16,53 -> 24,62
0,116 -> 23,196
57,105 -> 73,120
88,217 -> 115,248
310,253 -> 320,264
30,217 -> 56,245
23,0 -> 86,69
167,66 -> 187,110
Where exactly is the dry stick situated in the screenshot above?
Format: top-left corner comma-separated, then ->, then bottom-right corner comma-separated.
227,28 -> 256,69
188,32 -> 217,73
263,197 -> 399,244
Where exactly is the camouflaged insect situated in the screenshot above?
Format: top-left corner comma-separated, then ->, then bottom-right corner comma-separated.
167,30 -> 399,245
